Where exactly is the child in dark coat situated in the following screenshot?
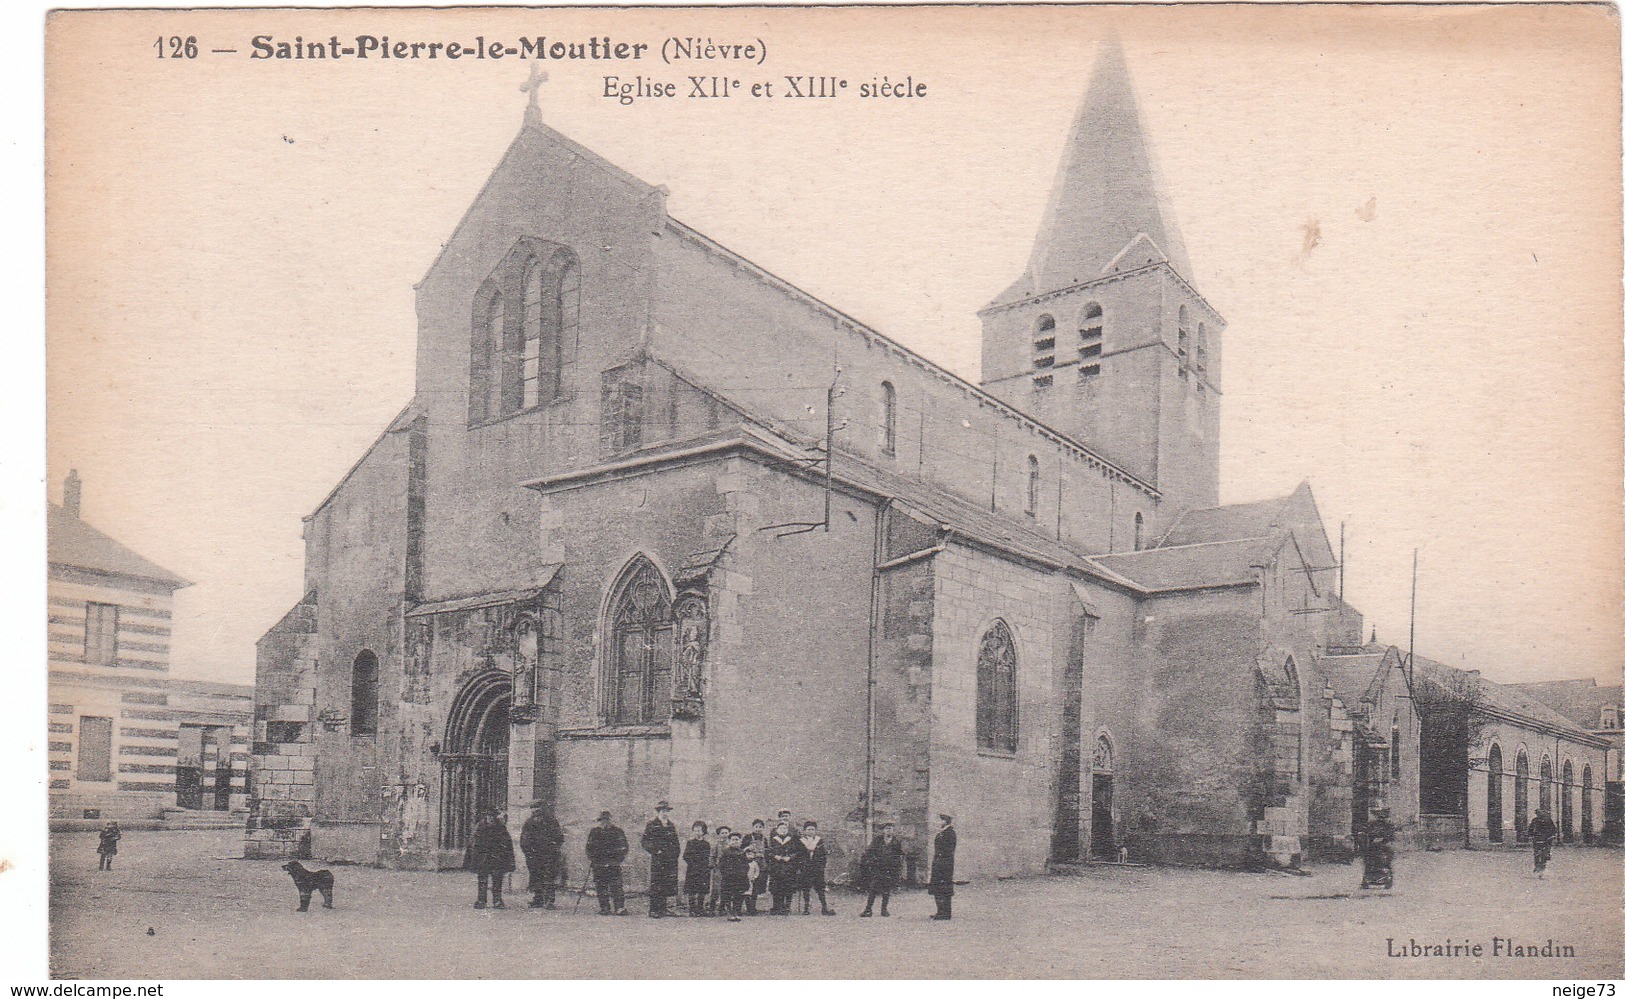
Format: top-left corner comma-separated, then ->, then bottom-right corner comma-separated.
96,821 -> 120,871
798,820 -> 835,915
717,832 -> 751,922
683,821 -> 712,916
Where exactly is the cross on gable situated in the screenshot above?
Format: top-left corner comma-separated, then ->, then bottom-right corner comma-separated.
520,62 -> 549,112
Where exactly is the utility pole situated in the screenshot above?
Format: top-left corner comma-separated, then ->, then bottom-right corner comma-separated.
1338,521 -> 1346,601
1408,548 -> 1418,685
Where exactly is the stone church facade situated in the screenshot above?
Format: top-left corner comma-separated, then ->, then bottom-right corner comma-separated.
246,43 -> 1407,880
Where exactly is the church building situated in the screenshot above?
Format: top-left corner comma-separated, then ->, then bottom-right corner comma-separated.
246,42 -> 1402,879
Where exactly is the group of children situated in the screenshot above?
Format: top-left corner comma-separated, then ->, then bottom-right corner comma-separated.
679,810 -> 835,922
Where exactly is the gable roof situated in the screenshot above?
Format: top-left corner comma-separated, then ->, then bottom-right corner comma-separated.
1504,678 -> 1621,731
48,503 -> 190,589
1322,645 -> 1408,713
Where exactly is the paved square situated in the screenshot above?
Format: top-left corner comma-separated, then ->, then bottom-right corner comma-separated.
48,830 -> 1622,978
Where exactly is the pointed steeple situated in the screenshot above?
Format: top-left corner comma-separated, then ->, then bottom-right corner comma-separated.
1026,38 -> 1192,292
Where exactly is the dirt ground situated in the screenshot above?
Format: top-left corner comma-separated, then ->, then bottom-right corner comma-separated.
47,829 -> 1622,979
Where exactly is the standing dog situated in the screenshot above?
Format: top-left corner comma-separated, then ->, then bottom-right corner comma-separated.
282,861 -> 335,911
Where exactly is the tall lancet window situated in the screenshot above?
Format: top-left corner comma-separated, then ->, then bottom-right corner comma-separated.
880,381 -> 897,456
1133,511 -> 1145,551
976,620 -> 1018,754
521,261 -> 547,409
1176,306 -> 1191,379
1195,323 -> 1209,389
480,290 -> 506,421
1025,455 -> 1039,516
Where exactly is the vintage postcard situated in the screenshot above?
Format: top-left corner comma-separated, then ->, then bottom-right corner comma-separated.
35,2 -> 1623,982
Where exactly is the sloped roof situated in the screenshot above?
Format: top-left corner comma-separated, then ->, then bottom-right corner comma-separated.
1087,536 -> 1270,592
47,503 -> 189,589
1020,37 -> 1194,296
1504,678 -> 1621,731
1410,654 -> 1603,744
1322,646 -> 1406,712
1159,494 -> 1293,548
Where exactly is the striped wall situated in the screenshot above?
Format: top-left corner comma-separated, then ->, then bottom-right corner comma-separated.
46,570 -> 253,824
47,573 -> 175,674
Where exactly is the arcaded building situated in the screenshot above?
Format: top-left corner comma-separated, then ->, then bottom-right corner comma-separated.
247,42 -> 1413,877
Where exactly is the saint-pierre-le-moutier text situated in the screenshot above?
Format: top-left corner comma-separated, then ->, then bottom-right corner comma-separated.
248,35 -> 767,63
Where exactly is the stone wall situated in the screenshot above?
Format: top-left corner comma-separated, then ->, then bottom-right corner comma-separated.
245,592 -> 318,859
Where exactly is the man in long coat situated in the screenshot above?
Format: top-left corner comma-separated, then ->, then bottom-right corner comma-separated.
463,809 -> 516,909
641,800 -> 682,917
520,800 -> 565,908
585,810 -> 629,914
1529,806 -> 1560,878
858,821 -> 905,918
928,813 -> 957,920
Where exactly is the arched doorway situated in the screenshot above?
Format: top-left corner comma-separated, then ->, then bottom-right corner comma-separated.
1486,744 -> 1503,843
1561,761 -> 1574,841
439,671 -> 511,851
1539,757 -> 1553,815
1090,735 -> 1115,859
1581,765 -> 1594,843
1514,751 -> 1530,842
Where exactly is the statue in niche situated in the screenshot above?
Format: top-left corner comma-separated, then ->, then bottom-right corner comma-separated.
672,593 -> 708,718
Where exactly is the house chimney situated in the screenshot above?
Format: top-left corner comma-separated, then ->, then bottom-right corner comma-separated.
63,469 -> 82,518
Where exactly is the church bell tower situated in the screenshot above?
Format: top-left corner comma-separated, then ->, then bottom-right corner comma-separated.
979,38 -> 1221,516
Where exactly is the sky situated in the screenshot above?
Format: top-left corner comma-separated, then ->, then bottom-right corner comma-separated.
42,4 -> 1622,688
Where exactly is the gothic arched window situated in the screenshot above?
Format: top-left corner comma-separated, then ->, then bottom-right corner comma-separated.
1133,512 -> 1145,551
1582,764 -> 1594,842
1196,322 -> 1209,387
1025,455 -> 1039,516
351,650 -> 379,736
976,620 -> 1018,754
1561,760 -> 1574,840
605,556 -> 674,725
880,381 -> 897,457
1487,743 -> 1504,842
1514,749 -> 1530,841
1390,720 -> 1401,779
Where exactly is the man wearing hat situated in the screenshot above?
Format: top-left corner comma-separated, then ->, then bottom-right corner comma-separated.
858,820 -> 904,918
641,800 -> 682,917
927,813 -> 957,920
585,810 -> 629,915
520,799 -> 565,909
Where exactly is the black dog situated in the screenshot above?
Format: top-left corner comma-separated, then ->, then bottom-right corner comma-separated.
282,861 -> 335,911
